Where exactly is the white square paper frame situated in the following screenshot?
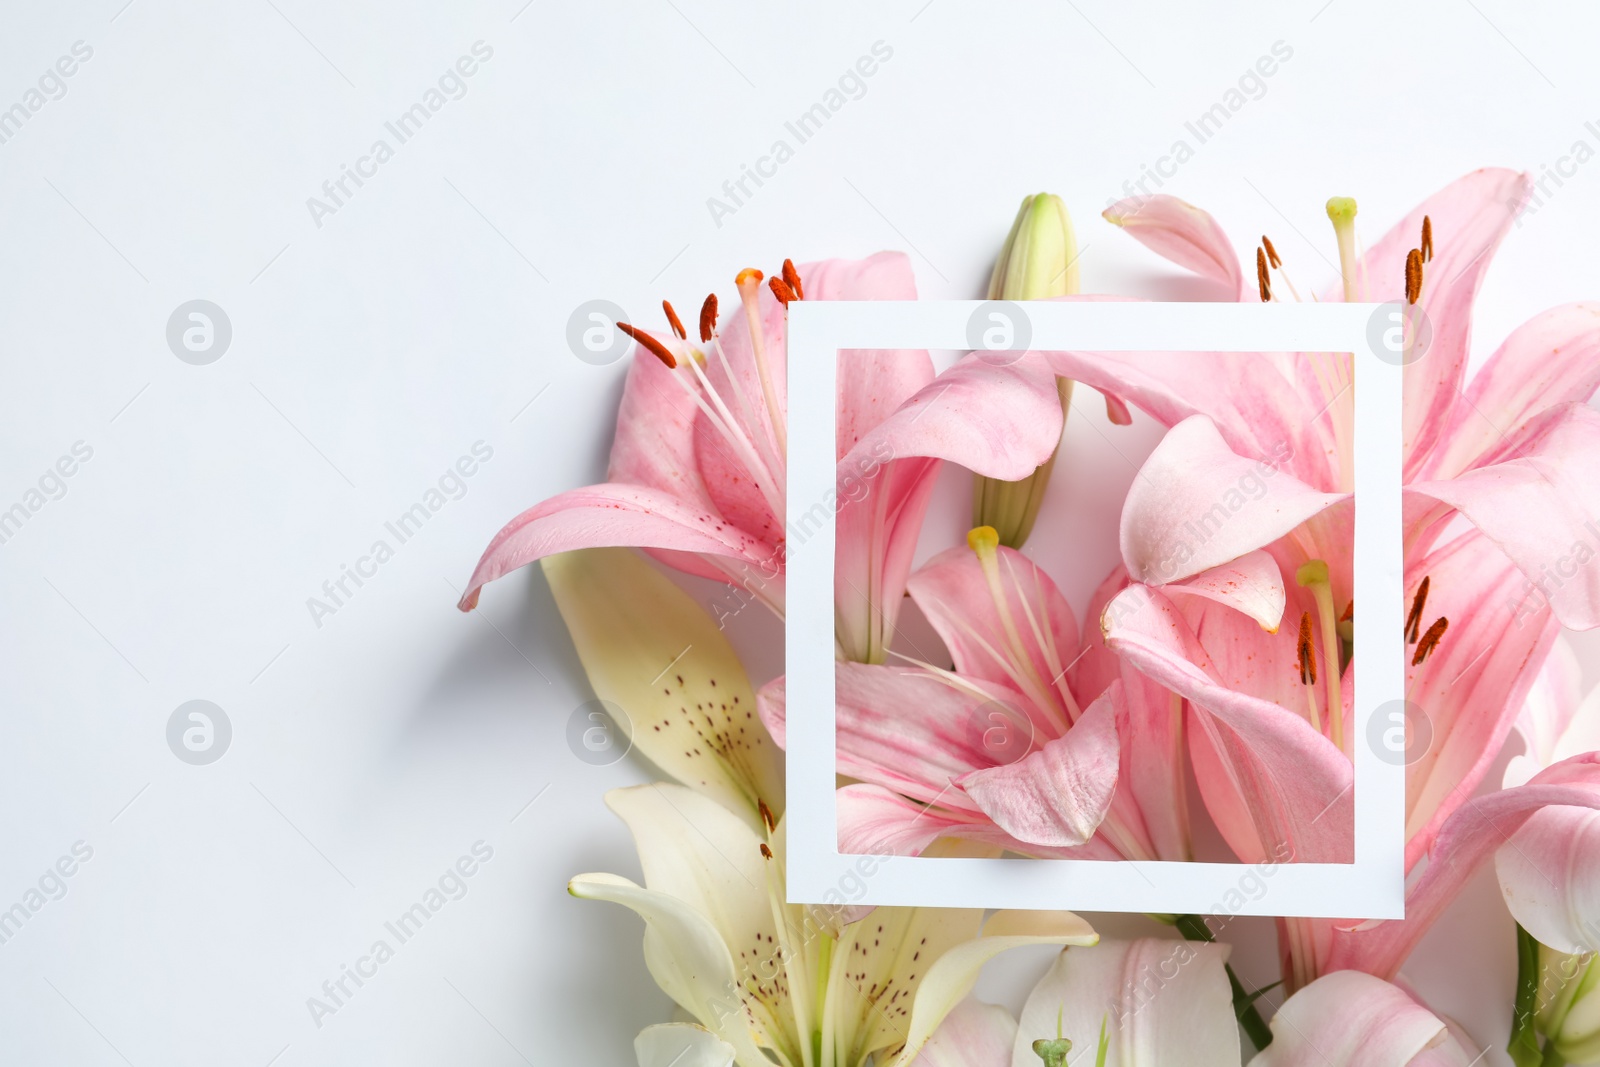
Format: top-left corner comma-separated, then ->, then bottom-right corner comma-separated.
785,300 -> 1405,920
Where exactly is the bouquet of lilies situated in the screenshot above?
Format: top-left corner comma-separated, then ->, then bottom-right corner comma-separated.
461,169 -> 1600,1066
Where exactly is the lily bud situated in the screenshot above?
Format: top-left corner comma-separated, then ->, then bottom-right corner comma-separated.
974,193 -> 1078,548
1537,943 -> 1600,1063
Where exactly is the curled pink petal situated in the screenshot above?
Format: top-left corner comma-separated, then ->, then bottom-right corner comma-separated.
1104,193 -> 1246,298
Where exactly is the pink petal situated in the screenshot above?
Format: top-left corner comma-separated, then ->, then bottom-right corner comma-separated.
1505,635 -> 1585,788
906,541 -> 1081,700
1077,568 -> 1191,862
955,692 -> 1121,847
845,352 -> 1066,482
1328,752 -> 1600,979
1429,302 -> 1600,479
835,456 -> 942,664
1034,301 -> 1338,491
1248,971 -> 1472,1066
1320,168 -> 1528,479
1163,549 -> 1287,632
457,484 -> 778,610
1496,804 -> 1600,955
1103,584 -> 1353,863
1407,402 -> 1600,630
837,784 -> 976,856
1119,416 -> 1346,585
607,347 -> 715,510
1104,194 -> 1246,298
1403,530 -> 1560,867
910,997 -> 1015,1067
757,664 -> 1036,813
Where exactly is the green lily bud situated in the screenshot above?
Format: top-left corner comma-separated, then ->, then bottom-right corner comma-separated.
1538,943 -> 1600,1063
974,193 -> 1079,548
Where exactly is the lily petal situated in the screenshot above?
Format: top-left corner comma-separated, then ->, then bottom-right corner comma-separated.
635,1024 -> 737,1067
1428,302 -> 1600,480
1506,635 -> 1586,787
544,549 -> 783,825
1012,939 -> 1239,1067
458,483 -> 780,611
1402,530 -> 1560,865
906,540 -> 1080,704
1407,402 -> 1600,630
1104,194 -> 1246,298
569,872 -> 768,1067
846,352 -> 1066,482
1119,415 -> 1345,585
1247,971 -> 1472,1066
1496,805 -> 1600,955
908,998 -> 1015,1067
1103,584 -> 1353,864
888,911 -> 1099,1067
759,664 -> 1037,813
956,691 -> 1121,847
1163,549 -> 1287,632
1327,753 -> 1600,979
1323,168 -> 1528,478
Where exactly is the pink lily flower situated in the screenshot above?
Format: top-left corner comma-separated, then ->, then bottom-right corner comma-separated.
1247,971 -> 1478,1066
1040,169 -> 1600,988
758,526 -> 1189,862
456,253 -> 1066,664
1496,636 -> 1600,956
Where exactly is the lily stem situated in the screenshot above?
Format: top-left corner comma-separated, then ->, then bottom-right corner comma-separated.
1174,914 -> 1274,1052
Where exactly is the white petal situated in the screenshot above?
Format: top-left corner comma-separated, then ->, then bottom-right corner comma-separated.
886,911 -> 1098,1067
635,1023 -> 737,1067
605,784 -> 795,1055
543,547 -> 783,827
568,873 -> 767,1066
1014,939 -> 1238,1067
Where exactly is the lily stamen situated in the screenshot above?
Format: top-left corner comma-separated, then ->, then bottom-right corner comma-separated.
1405,248 -> 1424,305
782,257 -> 805,300
617,321 -> 677,368
769,276 -> 798,306
1296,559 -> 1344,752
1257,246 -> 1273,302
698,293 -> 718,343
662,299 -> 688,340
1420,214 -> 1434,263
736,268 -> 789,457
1297,611 -> 1317,687
1412,617 -> 1449,665
1404,575 -> 1431,644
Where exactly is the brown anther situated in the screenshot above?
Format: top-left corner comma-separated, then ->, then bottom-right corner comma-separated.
1262,236 -> 1282,269
759,842 -> 774,860
768,276 -> 797,307
1412,616 -> 1448,666
617,321 -> 676,369
782,258 -> 804,301
699,293 -> 718,343
1405,248 -> 1424,305
759,798 -> 777,834
662,300 -> 687,340
1404,575 -> 1430,644
1340,600 -> 1353,622
1257,247 -> 1272,303
1297,611 -> 1317,686
1420,215 -> 1434,263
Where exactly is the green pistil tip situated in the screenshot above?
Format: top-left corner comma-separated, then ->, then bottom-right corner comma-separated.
1325,197 -> 1358,224
1296,559 -> 1330,587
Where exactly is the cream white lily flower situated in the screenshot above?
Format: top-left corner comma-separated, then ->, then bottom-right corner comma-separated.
572,782 -> 1097,1067
911,937 -> 1240,1066
543,546 -> 784,829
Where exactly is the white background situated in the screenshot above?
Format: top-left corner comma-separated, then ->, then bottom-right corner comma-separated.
2,1 -> 1598,1064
